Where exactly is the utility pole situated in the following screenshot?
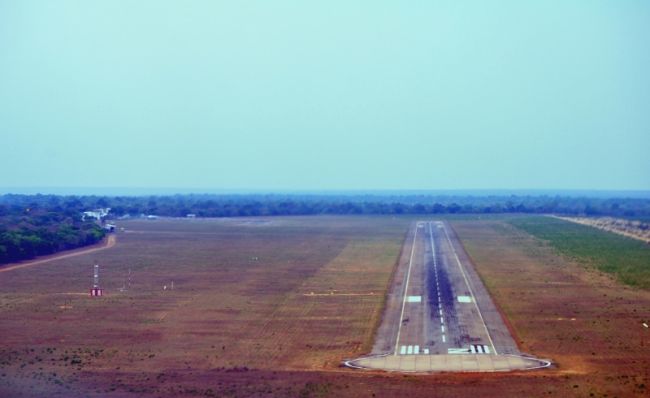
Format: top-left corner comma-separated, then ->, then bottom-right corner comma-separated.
90,263 -> 103,297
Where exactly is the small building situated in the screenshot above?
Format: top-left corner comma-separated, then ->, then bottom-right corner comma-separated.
103,224 -> 116,232
82,208 -> 111,221
186,213 -> 196,218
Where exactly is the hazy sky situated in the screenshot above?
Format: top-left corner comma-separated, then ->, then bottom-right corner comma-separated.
1,1 -> 648,192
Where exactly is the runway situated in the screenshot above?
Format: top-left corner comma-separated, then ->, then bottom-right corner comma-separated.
345,221 -> 550,372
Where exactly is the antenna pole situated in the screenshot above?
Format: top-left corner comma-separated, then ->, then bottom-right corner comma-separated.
90,263 -> 103,297
93,264 -> 100,288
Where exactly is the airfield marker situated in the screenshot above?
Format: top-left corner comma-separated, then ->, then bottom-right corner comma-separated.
90,264 -> 103,297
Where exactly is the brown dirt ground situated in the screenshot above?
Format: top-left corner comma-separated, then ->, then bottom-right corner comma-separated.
0,216 -> 648,397
453,219 -> 650,397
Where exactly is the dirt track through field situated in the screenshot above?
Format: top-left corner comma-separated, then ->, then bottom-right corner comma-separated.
552,215 -> 650,243
0,234 -> 116,273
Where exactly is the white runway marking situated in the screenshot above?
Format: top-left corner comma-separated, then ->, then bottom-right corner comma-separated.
470,344 -> 491,354
394,225 -> 419,355
428,222 -> 448,345
441,223 -> 498,355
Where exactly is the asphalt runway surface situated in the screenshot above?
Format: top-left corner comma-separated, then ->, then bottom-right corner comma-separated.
346,221 -> 550,372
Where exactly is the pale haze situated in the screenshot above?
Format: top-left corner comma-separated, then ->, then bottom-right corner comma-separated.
1,1 -> 649,192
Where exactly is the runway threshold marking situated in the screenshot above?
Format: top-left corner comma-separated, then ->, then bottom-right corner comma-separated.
441,223 -> 498,355
470,344 -> 491,354
394,223 -> 419,355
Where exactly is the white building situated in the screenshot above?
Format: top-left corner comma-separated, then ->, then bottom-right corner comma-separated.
82,208 -> 111,221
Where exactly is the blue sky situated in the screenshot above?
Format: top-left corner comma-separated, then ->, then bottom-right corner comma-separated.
1,1 -> 648,192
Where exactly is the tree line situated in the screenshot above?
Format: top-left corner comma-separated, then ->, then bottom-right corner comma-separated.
2,193 -> 650,219
0,200 -> 105,264
1,193 -> 649,265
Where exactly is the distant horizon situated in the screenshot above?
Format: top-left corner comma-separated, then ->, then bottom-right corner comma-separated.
2,186 -> 650,199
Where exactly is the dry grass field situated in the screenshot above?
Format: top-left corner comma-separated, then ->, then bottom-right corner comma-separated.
0,216 -> 408,397
454,219 -> 650,397
0,215 -> 648,397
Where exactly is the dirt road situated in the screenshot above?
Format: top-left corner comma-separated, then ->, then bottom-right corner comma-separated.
0,234 -> 117,274
552,215 -> 650,243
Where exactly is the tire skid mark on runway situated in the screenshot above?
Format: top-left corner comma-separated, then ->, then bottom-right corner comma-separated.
427,221 -> 447,344
428,222 -> 458,349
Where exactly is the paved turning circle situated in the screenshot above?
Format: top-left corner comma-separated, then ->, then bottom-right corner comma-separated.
345,221 -> 550,373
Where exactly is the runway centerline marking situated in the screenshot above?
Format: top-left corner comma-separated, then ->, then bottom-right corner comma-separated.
394,223 -> 419,355
441,223 -> 498,355
428,222 -> 447,344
